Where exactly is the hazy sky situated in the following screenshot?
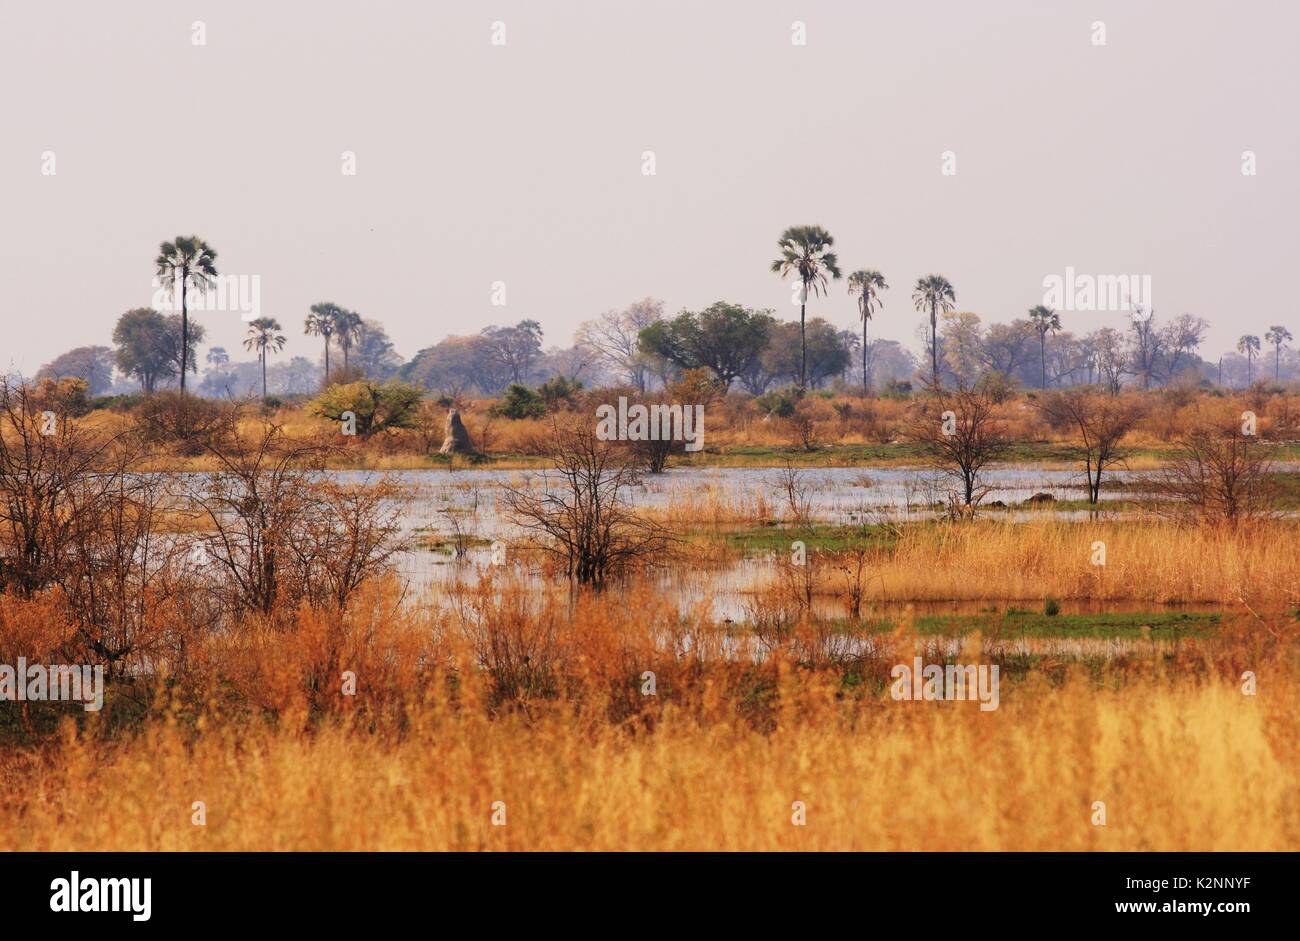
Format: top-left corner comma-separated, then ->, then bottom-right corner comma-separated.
2,0 -> 1297,376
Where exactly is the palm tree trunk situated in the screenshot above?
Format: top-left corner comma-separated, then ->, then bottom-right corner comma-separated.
799,283 -> 808,392
324,338 -> 331,384
930,303 -> 938,387
180,273 -> 189,395
862,318 -> 868,394
262,349 -> 268,399
1040,335 -> 1047,389
1276,346 -> 1281,382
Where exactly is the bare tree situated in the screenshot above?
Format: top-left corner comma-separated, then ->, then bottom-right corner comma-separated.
1037,390 -> 1142,504
501,421 -> 676,589
1147,412 -> 1276,523
908,385 -> 1009,506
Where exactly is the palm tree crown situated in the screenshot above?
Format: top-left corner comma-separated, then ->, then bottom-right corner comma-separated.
771,225 -> 841,391
912,274 -> 956,387
155,235 -> 218,394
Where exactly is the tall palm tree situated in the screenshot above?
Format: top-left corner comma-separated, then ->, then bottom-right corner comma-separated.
333,308 -> 363,374
1237,334 -> 1261,385
912,274 -> 956,387
244,317 -> 287,400
1028,305 -> 1062,389
305,302 -> 341,383
155,236 -> 218,394
1264,325 -> 1292,381
847,270 -> 888,393
771,226 -> 841,391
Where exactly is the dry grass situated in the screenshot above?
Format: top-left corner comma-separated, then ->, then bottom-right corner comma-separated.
772,518 -> 1300,607
1,669 -> 1294,851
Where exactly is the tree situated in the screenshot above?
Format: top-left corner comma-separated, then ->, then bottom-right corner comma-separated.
159,313 -> 205,383
333,309 -> 364,374
481,320 -> 544,385
1027,305 -> 1061,389
244,318 -> 287,400
847,270 -> 888,393
311,380 -> 423,437
206,346 -> 230,368
352,319 -> 402,380
638,302 -> 775,390
36,345 -> 115,396
1265,326 -> 1292,382
908,385 -> 1008,506
154,236 -> 218,394
501,420 -> 675,589
1087,327 -> 1128,394
1128,309 -> 1162,390
575,298 -> 663,392
771,226 -> 841,391
400,335 -> 498,396
1237,334 -> 1261,385
112,308 -> 174,393
305,302 -> 342,383
1037,390 -> 1141,504
760,319 -> 851,389
912,274 -> 956,387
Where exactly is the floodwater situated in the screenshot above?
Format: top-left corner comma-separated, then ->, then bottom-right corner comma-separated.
326,463 -> 1188,623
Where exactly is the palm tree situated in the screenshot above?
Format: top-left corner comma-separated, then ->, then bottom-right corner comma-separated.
333,308 -> 363,374
912,274 -> 956,387
155,236 -> 218,394
771,226 -> 841,390
244,317 -> 287,400
305,302 -> 341,383
847,270 -> 888,393
1237,334 -> 1261,385
1028,305 -> 1062,389
1264,325 -> 1292,382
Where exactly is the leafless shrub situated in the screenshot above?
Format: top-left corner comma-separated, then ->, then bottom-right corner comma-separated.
501,420 -> 677,589
1037,390 -> 1142,504
1145,411 -> 1276,523
188,414 -> 406,616
907,385 -> 1009,506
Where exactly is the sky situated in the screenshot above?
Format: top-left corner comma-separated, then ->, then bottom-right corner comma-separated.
2,0 -> 1297,376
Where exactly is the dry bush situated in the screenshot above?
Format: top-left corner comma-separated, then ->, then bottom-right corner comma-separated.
501,420 -> 678,589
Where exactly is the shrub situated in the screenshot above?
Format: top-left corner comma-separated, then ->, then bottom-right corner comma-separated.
491,384 -> 548,420
311,381 -> 424,437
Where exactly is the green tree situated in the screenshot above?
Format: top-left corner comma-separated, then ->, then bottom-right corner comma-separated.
1264,325 -> 1292,381
312,381 -> 424,436
771,226 -> 841,391
244,318 -> 287,400
638,302 -> 775,390
112,308 -> 174,393
1237,334 -> 1261,385
847,270 -> 888,393
154,236 -> 218,394
1028,305 -> 1062,389
912,274 -> 956,387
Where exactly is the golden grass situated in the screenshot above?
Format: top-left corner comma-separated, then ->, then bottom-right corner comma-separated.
807,519 -> 1300,606
2,671 -> 1294,851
